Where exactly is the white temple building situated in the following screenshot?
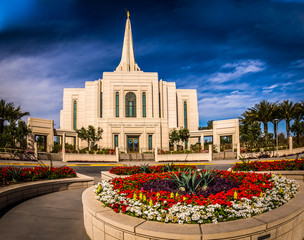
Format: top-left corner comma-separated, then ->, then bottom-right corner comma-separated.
28,13 -> 239,156
60,14 -> 201,152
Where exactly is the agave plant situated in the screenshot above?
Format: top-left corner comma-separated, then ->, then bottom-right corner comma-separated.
7,167 -> 22,183
163,163 -> 175,172
139,163 -> 150,173
197,170 -> 218,190
170,168 -> 217,194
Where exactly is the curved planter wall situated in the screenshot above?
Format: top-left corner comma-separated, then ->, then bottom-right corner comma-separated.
0,173 -> 94,212
86,171 -> 304,240
83,181 -> 304,240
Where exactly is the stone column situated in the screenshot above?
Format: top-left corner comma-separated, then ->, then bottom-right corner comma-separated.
34,142 -> 38,160
208,144 -> 212,162
62,133 -> 66,162
116,147 -> 119,162
155,147 -> 158,162
289,137 -> 293,154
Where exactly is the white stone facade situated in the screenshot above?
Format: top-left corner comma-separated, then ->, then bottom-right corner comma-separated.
60,16 -> 199,152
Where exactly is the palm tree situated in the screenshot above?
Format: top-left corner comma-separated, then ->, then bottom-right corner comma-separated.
0,99 -> 30,135
280,100 -> 297,141
245,100 -> 278,142
270,104 -> 283,143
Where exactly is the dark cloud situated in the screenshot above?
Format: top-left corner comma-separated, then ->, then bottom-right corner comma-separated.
0,0 -> 303,129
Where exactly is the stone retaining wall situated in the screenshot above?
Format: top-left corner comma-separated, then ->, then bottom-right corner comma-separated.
0,173 -> 94,212
83,181 -> 304,240
64,153 -> 118,162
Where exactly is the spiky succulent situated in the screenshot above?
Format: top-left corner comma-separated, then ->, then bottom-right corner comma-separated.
170,168 -> 217,194
163,163 -> 175,172
139,163 -> 150,173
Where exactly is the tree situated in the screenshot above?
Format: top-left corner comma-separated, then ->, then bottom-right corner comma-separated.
0,99 -> 30,135
291,118 -> 304,145
270,104 -> 283,143
179,127 -> 190,144
169,129 -> 179,145
1,120 -> 31,149
239,120 -> 262,151
243,100 -> 278,143
169,128 -> 190,150
76,125 -> 103,150
280,100 -> 297,141
198,120 -> 213,130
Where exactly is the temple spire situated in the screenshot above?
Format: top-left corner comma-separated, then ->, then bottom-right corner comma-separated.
115,11 -> 141,72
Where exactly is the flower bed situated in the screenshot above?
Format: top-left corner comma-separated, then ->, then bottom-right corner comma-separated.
95,170 -> 299,224
0,166 -> 77,186
109,164 -> 196,175
232,159 -> 304,171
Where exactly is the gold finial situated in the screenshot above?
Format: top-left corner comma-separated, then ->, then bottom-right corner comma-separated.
125,9 -> 130,19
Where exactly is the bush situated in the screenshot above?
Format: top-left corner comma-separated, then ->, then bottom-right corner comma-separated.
89,150 -> 95,154
79,149 -> 87,154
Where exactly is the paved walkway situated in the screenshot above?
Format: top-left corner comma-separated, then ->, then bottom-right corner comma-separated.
0,188 -> 89,240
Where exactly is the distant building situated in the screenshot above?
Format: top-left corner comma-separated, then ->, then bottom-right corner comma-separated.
28,14 -> 239,155
60,14 -> 200,152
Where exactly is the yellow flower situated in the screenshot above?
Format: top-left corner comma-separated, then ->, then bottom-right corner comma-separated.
133,192 -> 137,201
233,191 -> 238,200
149,199 -> 153,207
170,192 -> 174,198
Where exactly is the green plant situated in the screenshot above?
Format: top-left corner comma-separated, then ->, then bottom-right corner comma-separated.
163,163 -> 175,172
89,150 -> 95,154
79,149 -> 87,154
139,163 -> 150,173
7,167 -> 22,183
170,168 -> 216,194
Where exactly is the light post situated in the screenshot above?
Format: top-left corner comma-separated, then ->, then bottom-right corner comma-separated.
274,119 -> 279,158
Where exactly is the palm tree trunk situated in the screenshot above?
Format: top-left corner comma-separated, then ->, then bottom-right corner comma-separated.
274,122 -> 277,142
263,121 -> 268,143
286,119 -> 290,141
286,119 -> 290,143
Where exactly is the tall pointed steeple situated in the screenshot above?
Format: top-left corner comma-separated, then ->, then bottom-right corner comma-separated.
115,11 -> 141,72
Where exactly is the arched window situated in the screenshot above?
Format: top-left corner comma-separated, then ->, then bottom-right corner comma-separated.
115,92 -> 119,117
184,101 -> 187,128
125,92 -> 136,117
142,92 -> 146,118
73,100 -> 77,130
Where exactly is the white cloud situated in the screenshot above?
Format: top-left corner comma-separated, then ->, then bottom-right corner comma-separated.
208,60 -> 265,83
262,84 -> 279,93
0,40 -> 115,127
291,59 -> 304,68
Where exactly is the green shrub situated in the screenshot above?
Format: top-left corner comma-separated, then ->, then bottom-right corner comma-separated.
79,149 -> 87,154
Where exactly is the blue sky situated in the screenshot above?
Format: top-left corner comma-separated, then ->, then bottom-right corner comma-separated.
0,0 -> 303,133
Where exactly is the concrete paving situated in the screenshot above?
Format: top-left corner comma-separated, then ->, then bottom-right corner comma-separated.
0,188 -> 89,240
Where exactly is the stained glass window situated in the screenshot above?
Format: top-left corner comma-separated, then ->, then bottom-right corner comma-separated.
116,92 -> 119,117
125,92 -> 136,117
142,92 -> 146,118
73,100 -> 77,130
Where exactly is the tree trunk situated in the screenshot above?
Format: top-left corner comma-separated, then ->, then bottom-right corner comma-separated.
286,119 -> 290,140
263,121 -> 268,143
274,122 -> 277,143
88,141 -> 90,151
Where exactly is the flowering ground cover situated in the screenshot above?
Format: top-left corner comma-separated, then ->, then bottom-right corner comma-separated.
95,169 -> 299,224
0,166 -> 77,186
109,164 -> 196,175
232,159 -> 304,171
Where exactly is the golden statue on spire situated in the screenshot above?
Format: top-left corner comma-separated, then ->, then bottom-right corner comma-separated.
125,9 -> 130,19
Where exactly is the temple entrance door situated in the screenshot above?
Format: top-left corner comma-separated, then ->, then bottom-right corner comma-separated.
127,136 -> 139,153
